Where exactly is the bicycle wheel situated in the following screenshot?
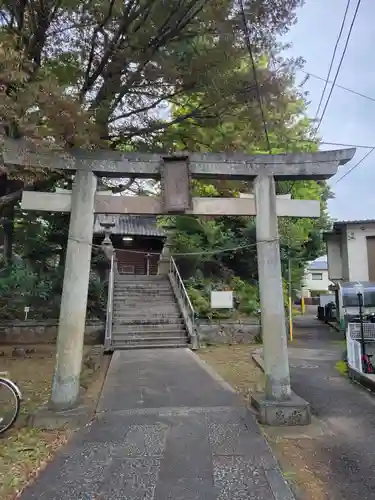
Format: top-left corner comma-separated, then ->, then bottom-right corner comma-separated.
0,378 -> 22,435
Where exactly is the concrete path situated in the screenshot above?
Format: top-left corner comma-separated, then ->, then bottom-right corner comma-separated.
20,349 -> 293,500
289,316 -> 375,499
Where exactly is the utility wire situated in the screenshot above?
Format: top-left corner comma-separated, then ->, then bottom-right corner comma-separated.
333,147 -> 375,185
270,137 -> 375,150
314,0 -> 352,119
299,69 -> 375,104
316,0 -> 362,131
321,141 -> 373,149
238,0 -> 271,153
289,139 -> 375,149
74,237 -> 280,256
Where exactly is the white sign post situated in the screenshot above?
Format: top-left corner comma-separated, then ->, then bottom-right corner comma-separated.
210,291 -> 233,309
24,306 -> 30,320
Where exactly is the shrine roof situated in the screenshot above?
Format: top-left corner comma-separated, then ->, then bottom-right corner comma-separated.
94,215 -> 166,237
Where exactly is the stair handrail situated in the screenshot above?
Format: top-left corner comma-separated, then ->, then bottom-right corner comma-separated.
169,256 -> 198,349
104,253 -> 115,348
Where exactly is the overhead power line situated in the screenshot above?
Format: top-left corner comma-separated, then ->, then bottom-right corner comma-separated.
285,138 -> 375,150
316,0 -> 362,131
321,141 -> 375,149
315,0 -> 352,119
74,237 -> 281,256
299,70 -> 375,104
238,0 -> 272,153
333,148 -> 375,185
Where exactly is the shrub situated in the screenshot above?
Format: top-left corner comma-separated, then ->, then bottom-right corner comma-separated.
0,263 -> 106,320
185,276 -> 260,320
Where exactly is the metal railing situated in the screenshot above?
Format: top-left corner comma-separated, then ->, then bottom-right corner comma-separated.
104,253 -> 115,349
169,256 -> 198,349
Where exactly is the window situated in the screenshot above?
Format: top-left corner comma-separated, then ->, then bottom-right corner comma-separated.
311,272 -> 323,280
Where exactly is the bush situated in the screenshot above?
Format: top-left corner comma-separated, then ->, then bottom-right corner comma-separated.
230,277 -> 259,316
185,276 -> 260,320
0,263 -> 106,320
87,271 -> 107,320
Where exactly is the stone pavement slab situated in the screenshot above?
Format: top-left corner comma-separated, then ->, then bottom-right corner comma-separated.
20,349 -> 294,500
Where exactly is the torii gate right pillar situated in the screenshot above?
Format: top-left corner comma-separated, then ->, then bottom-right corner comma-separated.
255,174 -> 291,402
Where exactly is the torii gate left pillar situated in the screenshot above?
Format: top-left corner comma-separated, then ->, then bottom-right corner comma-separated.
52,168 -> 97,409
3,143 -> 355,422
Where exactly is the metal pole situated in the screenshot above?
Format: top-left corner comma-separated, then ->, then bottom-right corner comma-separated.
288,258 -> 293,341
146,253 -> 150,276
358,292 -> 366,368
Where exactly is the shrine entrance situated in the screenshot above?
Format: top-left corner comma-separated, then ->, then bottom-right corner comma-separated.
3,141 -> 355,424
93,214 -> 165,275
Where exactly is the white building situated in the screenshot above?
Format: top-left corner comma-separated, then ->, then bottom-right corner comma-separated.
302,258 -> 332,297
324,220 -> 375,328
324,220 -> 375,282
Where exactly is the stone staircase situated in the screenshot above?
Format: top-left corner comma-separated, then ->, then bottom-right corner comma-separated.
111,275 -> 189,349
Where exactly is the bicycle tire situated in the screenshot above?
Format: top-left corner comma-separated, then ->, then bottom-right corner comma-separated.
0,377 -> 22,435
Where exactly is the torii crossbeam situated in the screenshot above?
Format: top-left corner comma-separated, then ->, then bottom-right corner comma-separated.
2,140 -> 355,425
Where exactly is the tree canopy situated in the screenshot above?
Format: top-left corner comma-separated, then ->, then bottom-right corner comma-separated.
0,0 -> 330,321
0,0 -> 303,147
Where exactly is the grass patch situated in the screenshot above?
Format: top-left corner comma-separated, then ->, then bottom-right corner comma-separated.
335,360 -> 348,377
270,438 -> 330,500
0,428 -> 70,499
198,345 -> 264,403
0,344 -> 101,499
332,339 -> 346,346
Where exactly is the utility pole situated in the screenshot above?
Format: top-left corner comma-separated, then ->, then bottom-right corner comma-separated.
288,257 -> 293,341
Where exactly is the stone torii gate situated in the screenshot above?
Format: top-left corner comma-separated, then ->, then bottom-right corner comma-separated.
3,143 -> 355,424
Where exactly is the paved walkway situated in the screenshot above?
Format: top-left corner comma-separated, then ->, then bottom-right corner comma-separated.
20,348 -> 293,499
289,316 -> 375,499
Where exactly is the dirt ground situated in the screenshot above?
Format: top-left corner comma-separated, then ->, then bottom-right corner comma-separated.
198,345 -> 329,500
0,345 -> 107,500
198,345 -> 265,402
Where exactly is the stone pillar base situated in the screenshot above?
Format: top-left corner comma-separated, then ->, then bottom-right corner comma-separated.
250,391 -> 311,426
29,402 -> 91,430
157,258 -> 170,275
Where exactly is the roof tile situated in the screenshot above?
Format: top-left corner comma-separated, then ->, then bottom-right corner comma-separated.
93,215 -> 165,237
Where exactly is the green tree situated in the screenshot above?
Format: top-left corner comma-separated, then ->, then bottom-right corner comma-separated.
155,57 -> 330,309
0,0 -> 305,267
0,0 -> 304,205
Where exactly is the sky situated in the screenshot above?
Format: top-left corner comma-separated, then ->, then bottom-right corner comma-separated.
284,0 -> 375,221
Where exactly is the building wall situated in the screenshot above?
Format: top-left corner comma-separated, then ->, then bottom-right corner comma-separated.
341,227 -> 350,281
326,235 -> 343,280
303,268 -> 332,295
114,236 -> 164,275
116,249 -> 160,275
93,234 -> 164,276
345,223 -> 375,281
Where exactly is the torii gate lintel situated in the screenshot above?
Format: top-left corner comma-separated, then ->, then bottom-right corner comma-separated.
3,139 -> 355,180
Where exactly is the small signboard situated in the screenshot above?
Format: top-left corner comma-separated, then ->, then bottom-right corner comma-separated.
211,290 -> 233,309
24,306 -> 30,320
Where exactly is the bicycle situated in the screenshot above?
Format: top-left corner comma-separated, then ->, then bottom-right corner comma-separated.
362,354 -> 375,374
0,376 -> 22,435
